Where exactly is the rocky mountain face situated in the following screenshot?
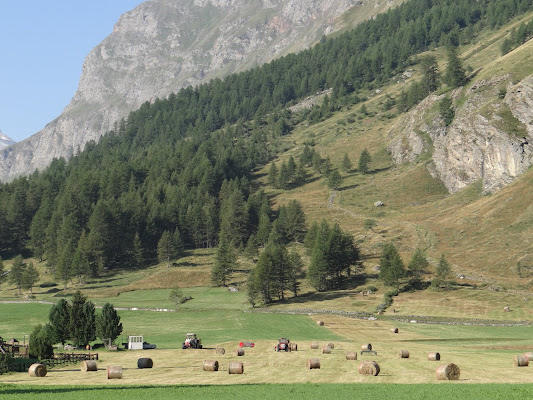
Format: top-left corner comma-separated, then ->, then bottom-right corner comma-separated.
0,131 -> 15,150
388,73 -> 533,194
0,0 -> 399,182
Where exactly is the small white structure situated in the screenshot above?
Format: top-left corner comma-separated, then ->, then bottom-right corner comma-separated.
128,335 -> 143,350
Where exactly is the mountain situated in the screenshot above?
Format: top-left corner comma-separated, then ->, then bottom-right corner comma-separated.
0,130 -> 15,150
0,0 -> 400,182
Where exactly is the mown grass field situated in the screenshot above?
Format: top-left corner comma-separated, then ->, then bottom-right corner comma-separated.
2,384 -> 533,400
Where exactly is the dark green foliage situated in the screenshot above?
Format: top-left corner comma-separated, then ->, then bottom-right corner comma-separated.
0,257 -> 5,289
268,162 -> 279,187
500,21 -> 533,55
436,253 -> 452,282
9,255 -> 24,295
358,149 -> 372,174
444,46 -> 467,88
244,233 -> 259,260
21,261 -> 39,295
49,299 -> 71,345
307,220 -> 359,291
408,248 -> 429,285
379,243 -> 405,287
211,235 -> 236,286
276,200 -> 307,243
327,170 -> 343,189
439,96 -> 455,126
96,303 -> 123,344
28,324 -> 54,359
69,291 -> 96,347
420,55 -> 440,94
364,219 -> 377,231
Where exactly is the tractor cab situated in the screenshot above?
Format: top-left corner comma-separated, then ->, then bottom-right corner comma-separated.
276,337 -> 290,352
182,333 -> 202,349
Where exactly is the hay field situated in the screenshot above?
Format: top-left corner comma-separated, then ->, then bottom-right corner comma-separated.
5,316 -> 533,386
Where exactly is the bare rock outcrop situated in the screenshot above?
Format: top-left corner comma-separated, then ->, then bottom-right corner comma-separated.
389,74 -> 533,193
0,130 -> 15,151
0,0 -> 399,182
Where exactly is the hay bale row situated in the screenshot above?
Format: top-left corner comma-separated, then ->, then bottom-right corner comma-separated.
81,360 -> 98,372
216,347 -> 226,355
228,362 -> 244,374
514,355 -> 529,367
361,344 -> 372,351
428,352 -> 441,361
436,363 -> 460,380
107,365 -> 123,379
358,361 -> 380,376
310,341 -> 319,349
306,358 -> 320,369
346,351 -> 357,360
398,350 -> 410,359
203,360 -> 219,371
28,363 -> 47,377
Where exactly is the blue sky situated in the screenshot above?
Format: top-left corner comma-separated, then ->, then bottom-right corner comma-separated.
0,1 -> 145,143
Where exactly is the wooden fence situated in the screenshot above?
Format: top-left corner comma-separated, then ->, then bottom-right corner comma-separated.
0,352 -> 98,375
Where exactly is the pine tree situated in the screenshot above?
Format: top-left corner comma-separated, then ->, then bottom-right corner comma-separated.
28,324 -> 54,359
420,55 -> 440,94
49,299 -> 71,345
0,257 -> 6,290
408,248 -> 428,285
342,153 -> 352,172
436,253 -> 452,282
439,96 -> 455,126
244,233 -> 259,260
72,231 -> 90,285
287,156 -> 296,180
157,231 -> 173,268
379,243 -> 405,287
444,46 -> 467,88
96,303 -> 123,343
211,234 -> 236,286
268,162 -> 279,187
327,170 -> 343,189
69,291 -> 96,347
358,149 -> 372,174
278,162 -> 290,189
256,213 -> 272,247
22,261 -> 39,295
132,231 -> 144,268
9,255 -> 24,295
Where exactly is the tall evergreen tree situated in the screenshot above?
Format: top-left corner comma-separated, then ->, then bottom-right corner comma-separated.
49,299 -> 71,345
358,149 -> 372,174
256,213 -> 272,247
9,255 -> 24,295
96,303 -> 123,344
379,243 -> 405,287
420,55 -> 440,94
444,46 -> 467,88
327,170 -> 343,189
132,231 -> 145,268
28,324 -> 54,359
211,234 -> 236,286
157,230 -> 174,268
22,261 -> 39,295
436,253 -> 452,282
69,290 -> 96,347
342,153 -> 352,172
408,248 -> 429,285
268,162 -> 279,187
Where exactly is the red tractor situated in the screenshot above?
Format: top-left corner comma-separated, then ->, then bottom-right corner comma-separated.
275,337 -> 290,352
182,333 -> 202,349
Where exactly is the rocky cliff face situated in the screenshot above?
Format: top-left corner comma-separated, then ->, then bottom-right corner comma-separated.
0,0 -> 399,182
388,74 -> 533,194
0,130 -> 15,150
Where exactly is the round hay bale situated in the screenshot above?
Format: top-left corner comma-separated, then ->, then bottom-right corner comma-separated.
137,358 -> 153,369
514,355 -> 529,367
310,341 -> 319,349
107,365 -> 123,379
290,343 -> 298,351
228,362 -> 244,374
322,346 -> 332,354
398,350 -> 410,359
359,361 -> 380,376
436,363 -> 460,380
361,344 -> 372,351
326,342 -> 335,349
28,363 -> 47,377
504,306 -> 511,312
391,328 -> 399,333
203,360 -> 219,371
216,347 -> 226,355
235,348 -> 245,356
80,360 -> 97,372
346,351 -> 358,360
317,320 -> 324,326
523,352 -> 533,361
306,358 -> 320,369
428,352 -> 441,361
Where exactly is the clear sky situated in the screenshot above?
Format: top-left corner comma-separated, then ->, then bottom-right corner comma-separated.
0,1 -> 145,143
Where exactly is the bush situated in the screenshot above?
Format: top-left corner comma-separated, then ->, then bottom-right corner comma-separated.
28,324 -> 54,360
365,286 -> 378,293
